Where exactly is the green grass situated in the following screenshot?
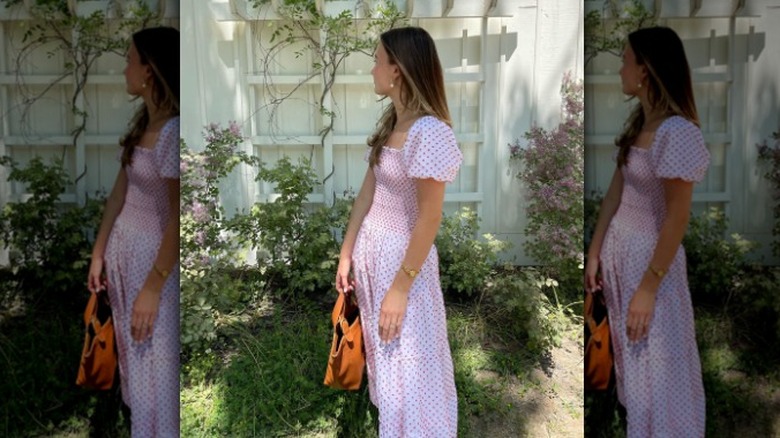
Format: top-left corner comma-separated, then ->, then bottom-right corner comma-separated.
181,302 -> 535,437
584,306 -> 780,437
695,308 -> 779,437
0,291 -> 130,437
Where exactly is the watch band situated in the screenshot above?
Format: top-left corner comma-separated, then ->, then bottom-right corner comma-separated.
153,263 -> 170,279
648,265 -> 666,279
401,264 -> 419,279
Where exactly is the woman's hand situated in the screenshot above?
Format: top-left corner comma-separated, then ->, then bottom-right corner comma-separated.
584,257 -> 602,294
335,256 -> 355,293
131,288 -> 162,342
379,286 -> 408,343
87,257 -> 106,294
626,286 -> 657,341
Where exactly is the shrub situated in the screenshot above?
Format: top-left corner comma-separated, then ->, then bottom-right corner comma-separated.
180,122 -> 257,353
683,207 -> 756,306
0,156 -> 102,304
228,156 -> 351,305
509,72 -> 583,301
435,207 -> 510,298
487,267 -> 578,354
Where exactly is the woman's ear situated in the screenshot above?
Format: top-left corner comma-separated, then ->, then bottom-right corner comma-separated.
144,65 -> 154,86
391,64 -> 401,82
638,65 -> 649,85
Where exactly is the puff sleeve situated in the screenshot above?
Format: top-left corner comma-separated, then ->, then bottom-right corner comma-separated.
651,116 -> 709,182
154,116 -> 181,179
403,116 -> 462,182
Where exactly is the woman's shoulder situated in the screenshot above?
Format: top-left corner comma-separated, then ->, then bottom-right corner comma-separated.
163,115 -> 180,131
658,115 -> 699,136
410,115 -> 451,136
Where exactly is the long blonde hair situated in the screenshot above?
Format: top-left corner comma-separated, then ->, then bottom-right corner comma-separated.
120,27 -> 180,167
367,27 -> 451,167
616,26 -> 699,167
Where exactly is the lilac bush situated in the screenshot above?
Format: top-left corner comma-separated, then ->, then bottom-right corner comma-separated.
180,122 -> 258,352
757,131 -> 780,257
180,121 -> 251,268
509,72 -> 584,297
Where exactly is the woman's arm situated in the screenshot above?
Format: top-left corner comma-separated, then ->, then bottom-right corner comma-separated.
87,167 -> 128,293
131,178 -> 180,341
379,177 -> 445,343
584,166 -> 624,292
335,166 -> 376,293
626,178 -> 693,341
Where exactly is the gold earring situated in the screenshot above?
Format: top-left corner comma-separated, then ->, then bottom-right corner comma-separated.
390,82 -> 394,88
142,82 -> 146,89
637,82 -> 642,89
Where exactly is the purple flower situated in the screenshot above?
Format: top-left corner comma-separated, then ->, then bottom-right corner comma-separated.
229,120 -> 242,137
192,201 -> 210,222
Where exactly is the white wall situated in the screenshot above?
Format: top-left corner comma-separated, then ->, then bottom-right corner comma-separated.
181,0 -> 584,264
0,1 -> 179,265
585,0 -> 780,263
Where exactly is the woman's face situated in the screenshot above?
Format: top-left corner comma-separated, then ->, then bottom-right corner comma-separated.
619,43 -> 646,96
124,42 -> 150,96
371,42 -> 399,96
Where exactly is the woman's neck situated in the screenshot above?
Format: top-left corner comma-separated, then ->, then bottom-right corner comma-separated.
393,104 -> 418,130
145,101 -> 170,127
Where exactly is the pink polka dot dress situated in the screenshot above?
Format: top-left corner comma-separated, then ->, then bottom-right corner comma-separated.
104,116 -> 180,437
600,116 -> 709,437
351,115 -> 462,437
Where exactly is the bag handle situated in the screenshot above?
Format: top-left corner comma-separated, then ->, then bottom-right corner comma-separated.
83,292 -> 99,327
584,291 -> 598,334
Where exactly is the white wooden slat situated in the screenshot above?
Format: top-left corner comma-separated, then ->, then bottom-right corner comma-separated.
0,75 -> 126,85
246,72 -> 484,84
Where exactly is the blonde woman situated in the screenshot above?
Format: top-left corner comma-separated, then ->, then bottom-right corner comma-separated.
585,26 -> 708,437
87,27 -> 180,437
335,27 -> 462,437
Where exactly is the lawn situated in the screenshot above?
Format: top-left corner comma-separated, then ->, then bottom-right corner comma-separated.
179,295 -> 579,437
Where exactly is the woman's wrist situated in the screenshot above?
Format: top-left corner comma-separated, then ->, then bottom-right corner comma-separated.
339,247 -> 353,261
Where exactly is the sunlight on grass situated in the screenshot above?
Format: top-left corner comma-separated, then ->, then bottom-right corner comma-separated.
180,303 -> 535,437
453,346 -> 491,371
181,380 -> 224,437
701,346 -> 740,375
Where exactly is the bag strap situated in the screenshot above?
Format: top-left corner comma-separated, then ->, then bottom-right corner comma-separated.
584,291 -> 598,334
83,292 -> 98,327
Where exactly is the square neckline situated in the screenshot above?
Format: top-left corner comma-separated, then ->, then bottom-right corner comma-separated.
382,115 -> 435,151
135,116 -> 179,152
630,115 -> 683,152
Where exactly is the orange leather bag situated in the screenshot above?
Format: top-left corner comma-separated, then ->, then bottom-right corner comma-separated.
584,291 -> 612,391
324,291 -> 365,390
76,291 -> 117,390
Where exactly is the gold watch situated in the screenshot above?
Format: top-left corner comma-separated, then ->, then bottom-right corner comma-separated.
401,264 -> 419,279
648,265 -> 666,279
153,264 -> 170,279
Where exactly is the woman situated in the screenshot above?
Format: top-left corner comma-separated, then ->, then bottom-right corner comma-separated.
585,26 -> 708,437
335,27 -> 461,437
87,27 -> 180,437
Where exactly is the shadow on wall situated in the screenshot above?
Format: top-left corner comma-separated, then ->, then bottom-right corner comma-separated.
435,29 -> 519,70
683,31 -> 765,68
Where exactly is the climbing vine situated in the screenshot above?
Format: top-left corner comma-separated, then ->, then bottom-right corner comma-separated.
584,0 -> 655,66
250,0 -> 406,181
2,0 -> 159,177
